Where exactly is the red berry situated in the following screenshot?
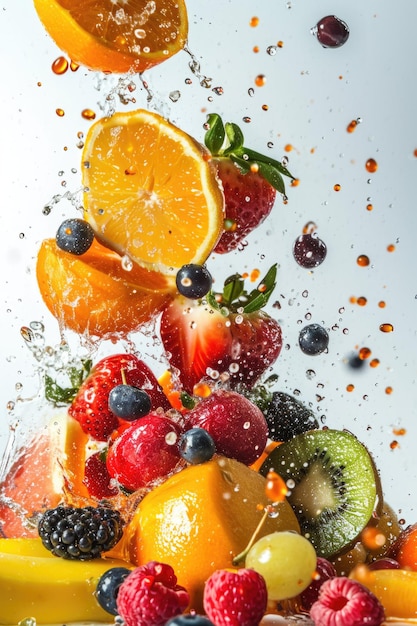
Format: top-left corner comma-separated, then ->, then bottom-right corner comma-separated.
116,561 -> 189,626
83,451 -> 118,499
299,557 -> 337,611
203,568 -> 267,626
214,159 -> 276,254
313,15 -> 350,49
69,354 -> 170,441
310,577 -> 385,626
187,389 -> 268,466
106,413 -> 183,492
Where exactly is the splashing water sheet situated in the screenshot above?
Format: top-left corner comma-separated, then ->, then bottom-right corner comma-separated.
1,1 -> 417,624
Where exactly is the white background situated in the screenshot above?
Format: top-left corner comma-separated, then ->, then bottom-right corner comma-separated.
1,0 -> 417,523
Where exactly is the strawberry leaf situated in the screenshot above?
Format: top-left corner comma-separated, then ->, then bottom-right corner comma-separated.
224,122 -> 244,154
223,273 -> 245,306
204,113 -> 225,155
44,358 -> 92,407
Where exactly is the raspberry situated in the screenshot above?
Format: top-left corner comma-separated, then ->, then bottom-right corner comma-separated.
116,561 -> 189,626
300,557 -> 337,611
203,568 -> 267,626
309,576 -> 385,626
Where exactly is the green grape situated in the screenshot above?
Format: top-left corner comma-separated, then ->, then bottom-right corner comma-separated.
245,531 -> 317,601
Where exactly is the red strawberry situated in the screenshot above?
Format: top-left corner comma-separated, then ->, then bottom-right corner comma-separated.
186,389 -> 268,466
309,577 -> 385,626
106,412 -> 183,492
116,561 -> 189,626
203,568 -> 268,626
204,113 -> 294,254
160,265 -> 282,394
69,353 -> 170,441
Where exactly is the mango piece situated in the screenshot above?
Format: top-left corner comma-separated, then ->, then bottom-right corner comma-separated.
0,538 -> 133,624
350,566 -> 417,619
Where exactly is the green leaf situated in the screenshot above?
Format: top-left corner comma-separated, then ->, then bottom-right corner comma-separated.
224,122 -> 244,154
45,375 -> 79,406
242,264 -> 278,313
223,273 -> 245,306
240,147 -> 294,179
204,113 -> 225,155
180,391 -> 196,410
257,162 -> 285,194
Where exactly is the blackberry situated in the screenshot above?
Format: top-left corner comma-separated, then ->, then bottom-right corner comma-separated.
38,505 -> 124,560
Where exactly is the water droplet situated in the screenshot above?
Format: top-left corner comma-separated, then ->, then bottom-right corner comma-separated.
121,255 -> 133,271
267,45 -> 277,55
169,90 -> 181,102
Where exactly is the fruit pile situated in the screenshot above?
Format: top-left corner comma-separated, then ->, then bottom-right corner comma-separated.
0,2 -> 416,626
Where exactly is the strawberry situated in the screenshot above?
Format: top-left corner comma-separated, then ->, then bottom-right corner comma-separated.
160,265 -> 282,394
69,353 -> 171,441
204,113 -> 294,254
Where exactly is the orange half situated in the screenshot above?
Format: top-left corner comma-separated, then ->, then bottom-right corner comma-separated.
33,0 -> 189,74
82,109 -> 224,276
36,237 -> 172,337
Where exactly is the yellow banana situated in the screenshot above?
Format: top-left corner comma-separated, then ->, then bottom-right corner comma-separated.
0,538 -> 133,624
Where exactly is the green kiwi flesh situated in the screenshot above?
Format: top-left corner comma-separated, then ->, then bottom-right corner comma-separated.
259,429 -> 383,559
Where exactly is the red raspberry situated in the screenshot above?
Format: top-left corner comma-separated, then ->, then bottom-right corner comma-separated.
300,557 -> 337,611
309,576 -> 385,626
116,561 -> 189,626
203,568 -> 267,626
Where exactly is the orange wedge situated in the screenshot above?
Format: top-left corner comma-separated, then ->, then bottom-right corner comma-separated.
0,413 -> 89,538
350,566 -> 417,619
33,0 -> 189,74
36,237 -> 172,337
82,109 -> 224,276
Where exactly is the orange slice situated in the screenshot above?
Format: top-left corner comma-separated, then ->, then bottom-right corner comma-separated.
82,109 -> 224,276
33,0 -> 189,74
350,566 -> 417,619
36,237 -> 172,337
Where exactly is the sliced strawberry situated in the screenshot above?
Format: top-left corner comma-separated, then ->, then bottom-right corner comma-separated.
160,265 -> 282,393
204,113 -> 295,254
69,353 -> 171,441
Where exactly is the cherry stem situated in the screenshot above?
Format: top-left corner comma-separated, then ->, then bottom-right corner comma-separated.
121,369 -> 127,385
232,507 -> 269,566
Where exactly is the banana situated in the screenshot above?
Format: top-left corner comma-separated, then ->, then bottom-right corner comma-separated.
0,538 -> 133,624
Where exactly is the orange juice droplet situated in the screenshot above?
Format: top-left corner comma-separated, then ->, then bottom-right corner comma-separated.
347,120 -> 357,133
359,347 -> 371,360
261,104 -> 269,111
346,384 -> 355,392
303,221 -> 317,235
70,60 -> 80,72
250,268 -> 261,282
414,148 -> 417,158
56,108 -> 65,117
81,108 -> 96,121
378,301 -> 386,308
380,323 -> 394,333
390,440 -> 399,450
265,471 -> 288,502
255,74 -> 266,86
393,427 -> 406,435
366,158 -> 378,173
366,203 -> 373,211
387,244 -> 395,252
369,358 -> 380,368
253,45 -> 260,53
357,254 -> 370,267
284,144 -> 293,152
385,386 -> 393,395
51,56 -> 68,75
357,296 -> 367,306
291,178 -> 300,187
349,296 -> 357,304
361,526 -> 386,550
250,16 -> 260,27
277,40 -> 284,48
334,183 -> 341,191
193,382 -> 212,398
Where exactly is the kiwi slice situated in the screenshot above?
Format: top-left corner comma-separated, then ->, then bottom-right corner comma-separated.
259,428 -> 383,558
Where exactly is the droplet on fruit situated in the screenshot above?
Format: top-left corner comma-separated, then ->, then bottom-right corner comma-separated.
312,15 -> 350,48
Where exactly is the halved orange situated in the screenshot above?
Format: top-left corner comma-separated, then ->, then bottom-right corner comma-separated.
82,109 -> 225,276
36,237 -> 172,337
33,0 -> 189,74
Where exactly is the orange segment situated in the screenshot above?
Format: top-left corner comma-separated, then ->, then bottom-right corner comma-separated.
33,0 -> 188,74
82,109 -> 224,275
350,566 -> 417,619
36,237 -> 172,337
0,413 -> 89,538
113,456 -> 300,611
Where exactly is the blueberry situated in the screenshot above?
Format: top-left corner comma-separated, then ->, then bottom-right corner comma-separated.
56,218 -> 95,255
96,567 -> 131,615
165,615 -> 215,626
299,324 -> 329,356
176,264 -> 213,299
293,233 -> 327,268
265,391 -> 319,442
108,384 -> 152,420
179,428 -> 216,464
